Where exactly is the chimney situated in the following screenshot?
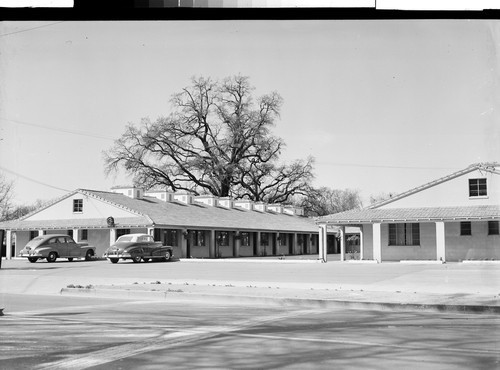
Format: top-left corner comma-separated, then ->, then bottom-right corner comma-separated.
234,199 -> 254,211
112,186 -> 143,199
144,189 -> 175,202
194,195 -> 218,207
173,192 -> 194,205
218,197 -> 234,209
283,205 -> 305,216
267,204 -> 283,214
253,201 -> 266,212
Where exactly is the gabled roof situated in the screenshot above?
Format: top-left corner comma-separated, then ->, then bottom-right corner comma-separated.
0,189 -> 318,233
318,162 -> 500,225
368,162 -> 499,209
319,205 -> 500,224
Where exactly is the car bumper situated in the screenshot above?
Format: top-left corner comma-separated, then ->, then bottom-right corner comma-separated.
19,253 -> 44,258
103,252 -> 131,259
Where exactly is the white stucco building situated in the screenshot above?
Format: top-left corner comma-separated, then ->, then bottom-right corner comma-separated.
318,162 -> 500,262
1,187 -> 325,260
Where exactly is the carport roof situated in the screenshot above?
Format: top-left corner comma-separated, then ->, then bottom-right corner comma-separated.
317,205 -> 500,225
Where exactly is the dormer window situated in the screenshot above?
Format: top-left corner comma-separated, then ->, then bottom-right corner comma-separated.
469,178 -> 487,197
73,199 -> 83,213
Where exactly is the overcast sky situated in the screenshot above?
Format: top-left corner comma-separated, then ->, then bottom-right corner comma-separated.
0,20 -> 499,206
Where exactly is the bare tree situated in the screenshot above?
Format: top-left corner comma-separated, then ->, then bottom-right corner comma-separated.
104,75 -> 314,202
0,173 -> 14,221
299,187 -> 363,217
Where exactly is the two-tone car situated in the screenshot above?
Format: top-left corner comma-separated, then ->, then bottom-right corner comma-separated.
19,234 -> 96,263
103,233 -> 174,264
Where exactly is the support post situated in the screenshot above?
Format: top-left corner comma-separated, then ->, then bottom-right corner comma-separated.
179,229 -> 187,258
359,226 -> 364,260
6,230 -> 12,260
340,226 -> 346,262
255,231 -> 261,256
293,233 -> 298,255
436,222 -> 446,262
73,229 -> 79,243
109,228 -> 117,246
38,230 -> 44,237
234,231 -> 240,257
318,224 -> 328,262
373,223 -> 381,263
275,233 -> 280,256
209,230 -> 216,258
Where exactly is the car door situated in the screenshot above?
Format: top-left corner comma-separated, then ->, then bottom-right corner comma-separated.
138,235 -> 153,257
55,237 -> 68,257
46,237 -> 59,255
66,237 -> 81,257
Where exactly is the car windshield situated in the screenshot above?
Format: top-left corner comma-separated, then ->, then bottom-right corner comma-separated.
117,236 -> 134,242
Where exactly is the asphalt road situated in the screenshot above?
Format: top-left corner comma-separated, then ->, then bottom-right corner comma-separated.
1,293 -> 499,370
1,258 -> 499,369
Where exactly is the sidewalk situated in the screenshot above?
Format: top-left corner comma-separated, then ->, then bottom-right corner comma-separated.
2,257 -> 499,313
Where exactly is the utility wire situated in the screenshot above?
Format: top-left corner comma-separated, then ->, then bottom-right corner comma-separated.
1,117 -> 115,141
0,21 -> 65,38
316,161 -> 459,171
0,165 -> 72,193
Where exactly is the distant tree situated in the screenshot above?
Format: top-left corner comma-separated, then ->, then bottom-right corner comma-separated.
104,75 -> 314,203
299,187 -> 363,217
0,173 -> 14,221
6,199 -> 47,221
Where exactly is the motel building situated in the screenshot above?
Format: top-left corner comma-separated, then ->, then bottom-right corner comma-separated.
317,163 -> 500,262
0,187 -> 334,260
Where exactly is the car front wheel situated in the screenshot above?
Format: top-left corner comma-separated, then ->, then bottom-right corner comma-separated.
68,258 -> 73,262
28,257 -> 38,263
132,255 -> 142,263
47,252 -> 57,263
109,258 -> 119,264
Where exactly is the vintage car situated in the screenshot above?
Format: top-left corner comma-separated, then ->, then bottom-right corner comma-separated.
19,234 -> 96,263
103,233 -> 174,264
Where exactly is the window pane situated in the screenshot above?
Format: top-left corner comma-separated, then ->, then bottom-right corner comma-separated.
488,221 -> 499,235
460,222 -> 471,236
388,224 -> 396,245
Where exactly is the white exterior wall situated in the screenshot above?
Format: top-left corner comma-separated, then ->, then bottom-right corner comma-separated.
361,224 -> 374,260
88,229 -> 111,257
15,231 -> 32,255
379,169 -> 499,209
445,221 -> 500,261
381,223 -> 437,261
27,193 -> 139,221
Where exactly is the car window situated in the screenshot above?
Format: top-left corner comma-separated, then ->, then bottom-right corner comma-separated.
57,237 -> 66,243
48,238 -> 58,244
117,236 -> 133,242
65,237 -> 75,244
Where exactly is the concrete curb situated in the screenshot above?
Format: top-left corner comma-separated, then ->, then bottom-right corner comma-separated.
59,288 -> 500,314
179,258 -> 324,264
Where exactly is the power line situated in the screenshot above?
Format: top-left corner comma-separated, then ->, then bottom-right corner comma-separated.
1,117 -> 115,141
0,21 -> 65,37
316,161 -> 459,171
0,165 -> 72,193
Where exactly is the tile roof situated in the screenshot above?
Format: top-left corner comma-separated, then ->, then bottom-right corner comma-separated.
318,205 -> 500,224
0,189 -> 318,233
85,190 -> 318,233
